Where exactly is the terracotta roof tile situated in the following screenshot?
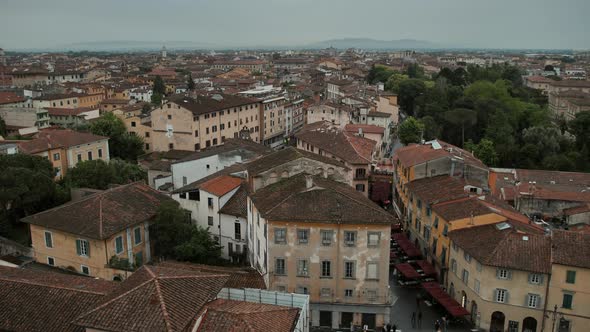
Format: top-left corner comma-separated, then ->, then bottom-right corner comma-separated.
251,173 -> 394,224
551,230 -> 590,269
197,299 -> 299,332
0,91 -> 25,105
219,184 -> 248,218
73,265 -> 230,332
156,261 -> 266,289
22,182 -> 173,240
394,140 -> 485,168
0,266 -> 114,332
449,223 -> 552,273
18,129 -> 108,154
200,175 -> 243,197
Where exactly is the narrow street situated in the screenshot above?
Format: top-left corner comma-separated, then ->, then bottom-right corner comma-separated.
388,273 -> 474,332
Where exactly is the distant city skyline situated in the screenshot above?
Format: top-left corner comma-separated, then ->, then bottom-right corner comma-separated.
1,0 -> 589,50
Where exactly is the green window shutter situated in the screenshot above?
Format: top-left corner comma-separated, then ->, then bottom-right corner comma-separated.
85,240 -> 90,257
76,240 -> 81,256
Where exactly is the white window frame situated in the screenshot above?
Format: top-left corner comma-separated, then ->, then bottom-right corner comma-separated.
528,294 -> 540,308
80,265 -> 90,275
530,273 -> 541,284
44,231 -> 53,248
297,259 -> 309,277
76,239 -> 90,257
498,268 -> 509,279
366,262 -> 379,280
367,232 -> 380,247
114,235 -> 124,255
133,227 -> 142,246
496,289 -> 507,303
47,256 -> 55,266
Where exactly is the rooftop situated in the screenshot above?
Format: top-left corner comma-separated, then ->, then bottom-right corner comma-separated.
18,129 -> 108,154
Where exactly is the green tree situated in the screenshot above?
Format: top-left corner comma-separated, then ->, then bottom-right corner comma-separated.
150,201 -> 223,264
90,113 -> 144,161
569,111 -> 590,149
64,159 -> 146,190
384,73 -> 409,92
151,75 -> 166,106
0,117 -> 6,137
397,79 -> 426,115
464,139 -> 499,166
405,63 -> 425,79
398,117 -> 425,145
420,115 -> 442,141
187,73 -> 195,91
444,108 -> 477,147
0,154 -> 67,240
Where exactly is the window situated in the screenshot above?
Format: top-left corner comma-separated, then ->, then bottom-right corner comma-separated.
208,197 -> 214,208
497,268 -> 510,279
194,130 -> 199,137
213,138 -> 218,145
77,154 -> 82,162
275,258 -> 286,275
367,262 -> 378,280
417,199 -> 422,209
433,217 -> 439,229
53,153 -> 60,161
188,190 -> 200,201
527,294 -> 540,308
451,259 -> 457,273
131,121 -> 136,127
529,273 -> 542,284
562,293 -> 573,309
462,269 -> 469,284
474,279 -> 480,294
321,260 -> 332,277
169,143 -> 174,149
44,231 -> 53,248
297,229 -> 309,244
81,265 -> 90,275
495,289 -> 508,303
475,262 -> 482,272
76,239 -> 90,257
344,261 -> 355,279
98,149 -> 103,158
47,257 -> 55,266
115,236 -> 124,254
426,206 -> 431,217
344,231 -> 357,246
355,184 -> 365,192
366,289 -> 378,301
208,216 -> 214,226
344,289 -> 353,297
464,252 -> 471,263
134,227 -> 142,245
566,270 -> 576,284
296,286 -> 308,295
320,230 -> 332,246
274,228 -> 286,244
442,224 -> 448,236
234,222 -> 241,240
367,232 -> 380,247
167,114 -> 172,120
297,259 -> 309,276
145,132 -> 150,138
508,321 -> 519,332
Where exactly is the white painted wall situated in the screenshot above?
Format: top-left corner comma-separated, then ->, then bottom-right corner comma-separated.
171,153 -> 244,189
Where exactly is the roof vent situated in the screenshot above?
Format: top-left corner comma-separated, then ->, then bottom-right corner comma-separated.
305,175 -> 313,189
522,236 -> 529,241
550,180 -> 556,184
495,222 -> 511,230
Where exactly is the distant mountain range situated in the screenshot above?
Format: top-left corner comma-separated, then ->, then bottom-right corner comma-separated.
305,38 -> 441,50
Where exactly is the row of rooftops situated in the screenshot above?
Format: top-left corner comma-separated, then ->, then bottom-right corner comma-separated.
0,261 -> 296,332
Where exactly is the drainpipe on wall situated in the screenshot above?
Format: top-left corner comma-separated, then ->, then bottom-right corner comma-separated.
541,273 -> 552,332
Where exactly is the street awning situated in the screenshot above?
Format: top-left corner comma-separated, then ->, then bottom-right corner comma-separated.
391,234 -> 422,257
421,282 -> 469,317
395,263 -> 421,279
416,260 -> 437,276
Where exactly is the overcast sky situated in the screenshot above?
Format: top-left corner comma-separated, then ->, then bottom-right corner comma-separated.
1,0 -> 588,50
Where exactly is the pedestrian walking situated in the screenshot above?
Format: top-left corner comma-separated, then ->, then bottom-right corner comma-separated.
391,323 -> 397,332
417,311 -> 422,328
434,319 -> 440,331
442,316 -> 448,332
411,311 -> 416,328
386,323 -> 391,332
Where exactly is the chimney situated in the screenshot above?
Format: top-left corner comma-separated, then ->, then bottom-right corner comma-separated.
305,175 -> 313,189
358,127 -> 363,137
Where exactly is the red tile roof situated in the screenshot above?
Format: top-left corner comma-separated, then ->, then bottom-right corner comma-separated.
46,107 -> 95,116
344,124 -> 385,135
73,265 -> 230,332
197,299 -> 299,332
449,223 -> 552,273
22,182 -> 173,240
0,266 -> 115,332
0,91 -> 25,105
199,175 -> 244,197
394,140 -> 485,168
18,129 -> 108,154
156,261 -> 266,289
551,230 -> 590,269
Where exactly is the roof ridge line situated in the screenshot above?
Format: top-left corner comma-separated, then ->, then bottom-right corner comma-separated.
0,276 -> 108,295
74,277 -> 156,321
153,277 -> 174,332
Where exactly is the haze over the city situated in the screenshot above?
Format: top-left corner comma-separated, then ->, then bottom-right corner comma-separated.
1,0 -> 589,50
